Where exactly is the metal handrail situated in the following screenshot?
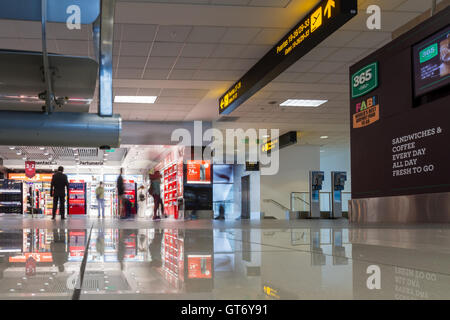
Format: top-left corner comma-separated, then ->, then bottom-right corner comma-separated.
293,195 -> 309,206
263,199 -> 290,211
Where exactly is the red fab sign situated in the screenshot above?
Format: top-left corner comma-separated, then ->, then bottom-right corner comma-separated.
25,161 -> 36,179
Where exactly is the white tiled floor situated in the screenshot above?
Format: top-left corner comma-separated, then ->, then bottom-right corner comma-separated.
0,215 -> 449,300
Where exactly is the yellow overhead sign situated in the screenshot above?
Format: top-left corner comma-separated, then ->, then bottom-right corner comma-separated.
218,0 -> 357,115
220,81 -> 242,112
276,0 -> 338,57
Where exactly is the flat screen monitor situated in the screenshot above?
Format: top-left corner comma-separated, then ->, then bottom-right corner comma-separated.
213,164 -> 233,183
413,25 -> 450,97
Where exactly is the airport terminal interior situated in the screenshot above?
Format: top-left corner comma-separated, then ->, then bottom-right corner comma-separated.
0,0 -> 449,300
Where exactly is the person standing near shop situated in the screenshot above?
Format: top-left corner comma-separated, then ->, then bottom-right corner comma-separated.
50,166 -> 69,220
117,168 -> 125,218
96,182 -> 105,218
149,171 -> 164,220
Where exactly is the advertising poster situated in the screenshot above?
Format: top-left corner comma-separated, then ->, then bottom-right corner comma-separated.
187,160 -> 211,184
188,255 -> 212,279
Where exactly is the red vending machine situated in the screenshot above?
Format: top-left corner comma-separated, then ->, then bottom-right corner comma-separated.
68,182 -> 87,215
123,179 -> 137,215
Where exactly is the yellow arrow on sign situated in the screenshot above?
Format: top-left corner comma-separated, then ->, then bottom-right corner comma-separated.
324,0 -> 335,19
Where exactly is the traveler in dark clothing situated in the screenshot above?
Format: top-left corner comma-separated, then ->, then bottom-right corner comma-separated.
149,170 -> 164,220
51,229 -> 68,272
117,168 -> 125,218
51,166 -> 69,220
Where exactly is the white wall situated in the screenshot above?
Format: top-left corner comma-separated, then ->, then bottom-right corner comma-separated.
260,145 -> 320,219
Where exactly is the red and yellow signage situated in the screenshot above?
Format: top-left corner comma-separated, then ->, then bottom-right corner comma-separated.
9,252 -> 53,263
8,173 -> 53,182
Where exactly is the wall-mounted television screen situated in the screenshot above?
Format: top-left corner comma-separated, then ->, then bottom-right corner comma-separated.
213,164 -> 233,183
413,25 -> 450,97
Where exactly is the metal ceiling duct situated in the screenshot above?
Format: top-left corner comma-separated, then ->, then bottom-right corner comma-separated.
0,111 -> 121,148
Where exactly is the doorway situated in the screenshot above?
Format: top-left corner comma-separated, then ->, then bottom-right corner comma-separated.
241,175 -> 250,219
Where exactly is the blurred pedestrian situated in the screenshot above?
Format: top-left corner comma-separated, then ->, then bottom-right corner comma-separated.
96,182 -> 105,218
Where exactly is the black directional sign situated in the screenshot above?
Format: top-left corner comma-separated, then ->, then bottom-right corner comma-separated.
219,0 -> 357,115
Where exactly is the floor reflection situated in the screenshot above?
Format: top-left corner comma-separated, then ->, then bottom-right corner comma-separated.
0,225 -> 449,299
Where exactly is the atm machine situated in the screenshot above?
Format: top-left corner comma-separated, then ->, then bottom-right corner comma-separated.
308,171 -> 324,218
330,171 -> 347,219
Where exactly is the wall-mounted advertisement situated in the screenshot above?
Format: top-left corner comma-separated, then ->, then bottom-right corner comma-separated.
186,160 -> 211,184
413,25 -> 450,97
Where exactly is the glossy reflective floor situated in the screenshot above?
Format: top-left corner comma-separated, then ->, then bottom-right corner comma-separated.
0,215 -> 449,299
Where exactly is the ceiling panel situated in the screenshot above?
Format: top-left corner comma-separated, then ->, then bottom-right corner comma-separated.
146,56 -> 178,69
186,26 -> 228,43
119,41 -> 151,56
180,43 -> 216,57
220,27 -> 261,44
251,28 -> 289,45
155,25 -> 192,42
210,44 -> 246,58
168,69 -> 197,79
150,42 -> 184,57
248,0 -> 291,7
143,68 -> 171,80
174,57 -> 204,69
121,24 -> 158,42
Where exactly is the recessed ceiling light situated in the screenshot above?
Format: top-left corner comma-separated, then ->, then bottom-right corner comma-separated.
44,151 -> 49,155
16,151 -> 22,155
320,136 -> 329,139
22,157 -> 27,160
280,99 -> 328,107
114,96 -> 157,104
9,146 -> 15,150
39,147 -> 45,150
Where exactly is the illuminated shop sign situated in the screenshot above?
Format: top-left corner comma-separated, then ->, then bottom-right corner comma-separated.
261,131 -> 298,153
219,0 -> 357,114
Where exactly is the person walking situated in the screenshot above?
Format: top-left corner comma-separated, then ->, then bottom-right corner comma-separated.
117,168 -> 125,218
50,166 -> 69,220
149,171 -> 164,220
96,182 -> 105,218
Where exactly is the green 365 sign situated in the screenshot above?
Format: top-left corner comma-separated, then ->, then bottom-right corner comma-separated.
351,62 -> 379,98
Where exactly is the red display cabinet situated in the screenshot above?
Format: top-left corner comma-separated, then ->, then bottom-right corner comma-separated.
68,182 -> 87,215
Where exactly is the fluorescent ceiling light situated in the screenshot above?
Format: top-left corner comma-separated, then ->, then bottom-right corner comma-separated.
320,136 -> 329,139
114,96 -> 157,104
280,99 -> 328,107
